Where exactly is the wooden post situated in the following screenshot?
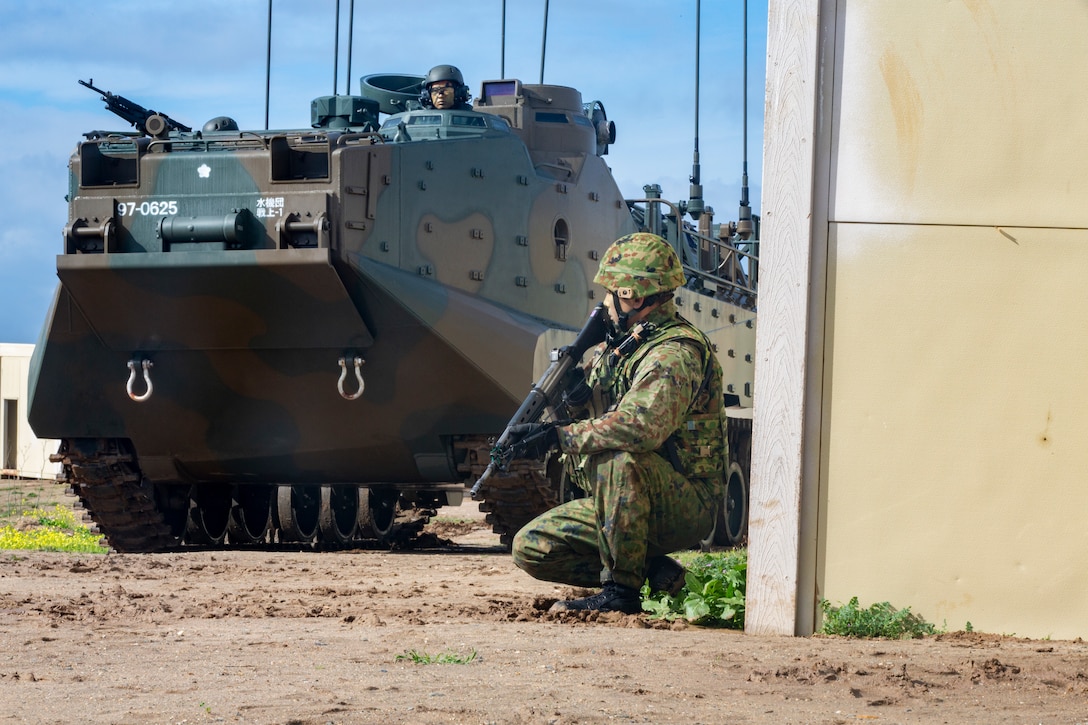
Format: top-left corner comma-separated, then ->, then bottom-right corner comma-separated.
744,0 -> 826,636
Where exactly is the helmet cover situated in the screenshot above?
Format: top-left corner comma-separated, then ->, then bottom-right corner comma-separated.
594,233 -> 685,298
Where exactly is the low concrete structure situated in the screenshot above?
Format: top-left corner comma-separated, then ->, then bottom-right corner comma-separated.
0,344 -> 59,480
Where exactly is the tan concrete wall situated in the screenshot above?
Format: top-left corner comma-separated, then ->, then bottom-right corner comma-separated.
816,1 -> 1088,639
0,344 -> 59,480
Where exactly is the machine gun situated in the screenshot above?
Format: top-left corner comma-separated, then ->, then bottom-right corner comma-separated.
79,79 -> 192,137
470,303 -> 609,499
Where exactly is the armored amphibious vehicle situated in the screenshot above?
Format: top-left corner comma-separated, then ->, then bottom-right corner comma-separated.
29,73 -> 756,551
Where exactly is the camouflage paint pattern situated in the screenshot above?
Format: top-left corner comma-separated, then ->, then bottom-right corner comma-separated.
29,79 -> 635,490
512,301 -> 727,589
511,451 -> 719,589
26,73 -> 756,549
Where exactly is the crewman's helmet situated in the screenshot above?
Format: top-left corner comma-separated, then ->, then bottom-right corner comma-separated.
594,233 -> 685,299
419,64 -> 471,108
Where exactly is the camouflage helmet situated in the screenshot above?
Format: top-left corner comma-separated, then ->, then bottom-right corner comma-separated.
594,233 -> 685,298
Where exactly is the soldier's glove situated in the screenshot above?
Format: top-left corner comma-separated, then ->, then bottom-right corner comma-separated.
505,422 -> 561,462
561,366 -> 592,408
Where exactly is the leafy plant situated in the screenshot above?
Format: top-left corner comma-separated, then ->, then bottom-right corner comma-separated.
819,596 -> 939,639
0,504 -> 108,553
394,649 -> 478,665
641,549 -> 746,627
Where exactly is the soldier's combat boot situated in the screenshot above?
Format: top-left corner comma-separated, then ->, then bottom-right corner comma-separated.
646,555 -> 686,596
548,582 -> 642,614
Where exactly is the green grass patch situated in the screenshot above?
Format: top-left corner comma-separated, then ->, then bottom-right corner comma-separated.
430,516 -> 475,525
1,491 -> 42,519
394,649 -> 478,665
0,504 -> 108,553
641,549 -> 747,627
820,596 -> 939,639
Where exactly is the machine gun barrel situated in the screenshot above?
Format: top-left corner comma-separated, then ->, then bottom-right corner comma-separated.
470,303 -> 608,499
79,78 -> 192,134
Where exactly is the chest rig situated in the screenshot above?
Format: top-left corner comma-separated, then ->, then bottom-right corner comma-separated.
584,313 -> 728,479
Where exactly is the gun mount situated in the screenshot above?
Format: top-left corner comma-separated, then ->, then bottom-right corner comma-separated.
79,79 -> 191,137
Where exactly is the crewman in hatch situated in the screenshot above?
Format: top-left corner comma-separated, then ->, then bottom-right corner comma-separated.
419,64 -> 473,110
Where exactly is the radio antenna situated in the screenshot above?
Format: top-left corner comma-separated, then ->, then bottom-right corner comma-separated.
539,0 -> 550,84
264,0 -> 272,129
333,0 -> 340,94
736,0 -> 754,239
346,0 -> 355,95
688,0 -> 704,220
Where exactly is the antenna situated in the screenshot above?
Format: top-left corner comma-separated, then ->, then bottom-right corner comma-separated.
264,0 -> 272,129
539,0 -> 550,84
736,0 -> 754,240
688,0 -> 705,220
333,0 -> 340,95
501,0 -> 507,79
346,0 -> 355,95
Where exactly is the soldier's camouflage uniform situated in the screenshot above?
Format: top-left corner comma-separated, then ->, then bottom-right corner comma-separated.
511,296 -> 728,591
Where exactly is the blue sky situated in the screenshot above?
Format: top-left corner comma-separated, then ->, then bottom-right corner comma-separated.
0,0 -> 766,343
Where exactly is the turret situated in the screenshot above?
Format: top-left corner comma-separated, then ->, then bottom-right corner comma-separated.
311,95 -> 380,130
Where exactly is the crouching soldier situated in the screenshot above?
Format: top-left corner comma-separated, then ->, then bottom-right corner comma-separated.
507,232 -> 728,613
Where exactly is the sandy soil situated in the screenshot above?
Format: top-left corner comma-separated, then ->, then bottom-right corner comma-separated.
1,499 -> 1087,724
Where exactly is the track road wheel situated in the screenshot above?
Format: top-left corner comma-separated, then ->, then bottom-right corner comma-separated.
185,484 -> 231,545
714,461 -> 749,546
276,484 -> 320,543
229,485 -> 273,544
357,487 -> 397,543
698,513 -> 717,551
318,485 -> 359,545
155,482 -> 191,542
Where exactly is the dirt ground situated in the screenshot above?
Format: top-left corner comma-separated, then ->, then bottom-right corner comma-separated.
1,497 -> 1087,724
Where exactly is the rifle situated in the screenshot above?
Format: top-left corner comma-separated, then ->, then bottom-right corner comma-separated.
79,79 -> 192,136
470,303 -> 609,499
